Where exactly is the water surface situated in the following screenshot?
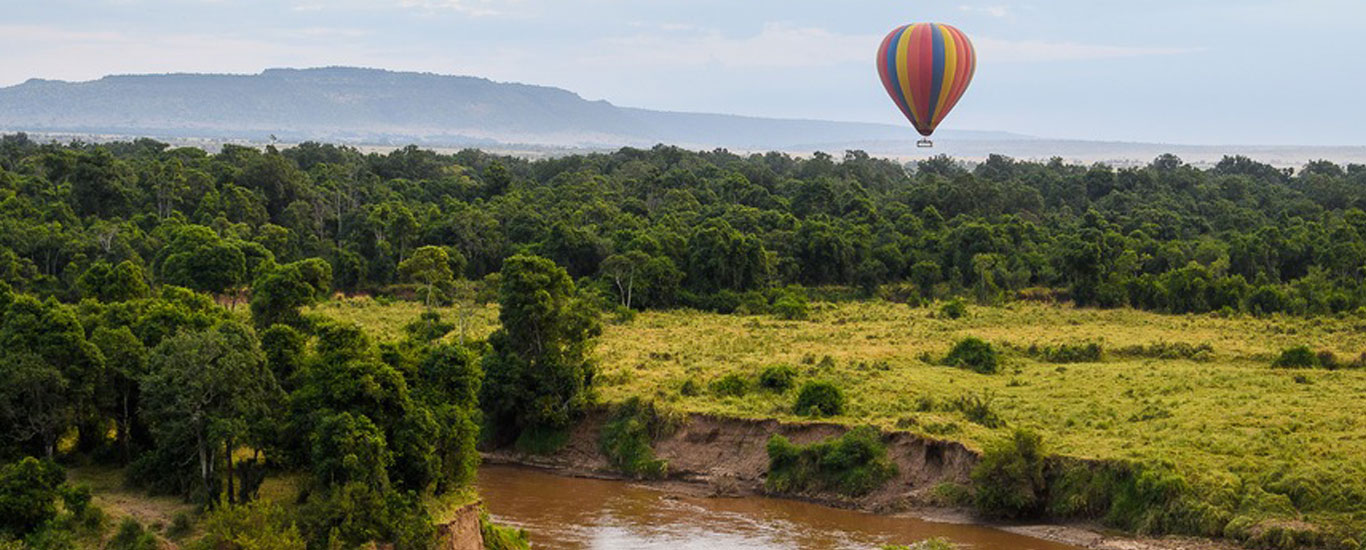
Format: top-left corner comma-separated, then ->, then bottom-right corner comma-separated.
478,465 -> 1083,550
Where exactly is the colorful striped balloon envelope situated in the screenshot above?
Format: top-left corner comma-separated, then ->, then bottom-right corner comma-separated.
876,23 -> 977,141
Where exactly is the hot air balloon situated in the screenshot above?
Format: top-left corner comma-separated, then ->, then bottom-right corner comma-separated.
877,23 -> 976,148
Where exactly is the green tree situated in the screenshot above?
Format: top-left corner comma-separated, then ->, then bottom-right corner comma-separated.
398,245 -> 455,309
90,325 -> 149,461
159,225 -> 247,296
141,321 -> 282,504
249,258 -> 332,328
0,457 -> 65,538
480,255 -> 601,447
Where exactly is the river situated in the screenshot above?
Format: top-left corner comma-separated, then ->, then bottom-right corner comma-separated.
478,465 -> 1084,550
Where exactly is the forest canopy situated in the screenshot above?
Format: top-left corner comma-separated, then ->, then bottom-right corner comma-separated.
1,134 -> 1364,316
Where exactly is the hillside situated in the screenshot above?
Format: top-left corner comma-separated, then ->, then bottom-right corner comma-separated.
0,66 -> 1017,149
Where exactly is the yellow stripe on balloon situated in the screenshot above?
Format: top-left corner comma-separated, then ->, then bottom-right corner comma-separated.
895,24 -> 919,124
933,25 -> 957,127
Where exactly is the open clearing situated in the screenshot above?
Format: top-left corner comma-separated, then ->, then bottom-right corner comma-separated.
315,298 -> 1366,533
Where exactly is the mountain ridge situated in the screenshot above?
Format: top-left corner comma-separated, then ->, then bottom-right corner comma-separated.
0,66 -> 1027,149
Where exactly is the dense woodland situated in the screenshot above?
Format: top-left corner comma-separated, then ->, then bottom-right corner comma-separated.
3,133 -> 1366,548
3,134 -> 1366,315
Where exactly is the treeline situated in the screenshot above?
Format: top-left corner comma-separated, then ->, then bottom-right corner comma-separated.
0,270 -> 491,549
3,134 -> 1366,315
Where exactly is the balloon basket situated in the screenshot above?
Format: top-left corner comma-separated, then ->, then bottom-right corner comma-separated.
916,139 -> 934,148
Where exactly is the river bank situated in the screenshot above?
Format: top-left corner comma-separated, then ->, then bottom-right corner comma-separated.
482,410 -> 1235,550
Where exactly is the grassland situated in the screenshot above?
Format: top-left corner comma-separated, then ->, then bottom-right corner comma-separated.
314,297 -> 1366,540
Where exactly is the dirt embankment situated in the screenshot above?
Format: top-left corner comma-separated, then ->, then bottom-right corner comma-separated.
483,411 -> 1238,550
435,501 -> 483,550
483,410 -> 976,511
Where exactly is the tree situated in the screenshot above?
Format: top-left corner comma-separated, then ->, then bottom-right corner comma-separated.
250,258 -> 332,328
0,457 -> 65,538
398,246 -> 455,309
600,250 -> 650,309
77,260 -> 150,302
159,225 -> 247,296
0,296 -> 103,456
480,255 -> 601,447
91,325 -> 149,461
141,321 -> 282,504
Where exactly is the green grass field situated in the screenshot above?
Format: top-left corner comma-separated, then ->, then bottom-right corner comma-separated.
314,298 -> 1366,539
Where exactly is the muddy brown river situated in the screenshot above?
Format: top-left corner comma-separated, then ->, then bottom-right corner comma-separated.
478,465 -> 1084,550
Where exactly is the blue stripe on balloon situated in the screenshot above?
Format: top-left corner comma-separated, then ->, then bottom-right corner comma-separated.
884,25 -> 915,126
927,23 -> 945,127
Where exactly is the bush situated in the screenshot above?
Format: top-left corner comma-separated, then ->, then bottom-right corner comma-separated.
193,502 -> 305,550
971,429 -> 1046,519
765,426 -> 897,497
772,293 -> 810,320
1031,342 -> 1103,363
600,398 -> 677,479
480,512 -> 529,550
107,518 -> 158,550
793,381 -> 844,417
403,310 -> 454,342
1114,341 -> 1213,361
939,298 -> 967,319
950,391 -> 1004,428
710,373 -> 750,397
758,365 -> 797,392
1272,345 -> 1318,368
167,512 -> 194,539
0,457 -> 66,538
679,378 -> 701,397
942,337 -> 999,374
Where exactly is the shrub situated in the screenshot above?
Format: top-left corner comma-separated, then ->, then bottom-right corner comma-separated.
1272,346 -> 1318,368
480,512 -> 529,550
167,512 -> 194,539
679,378 -> 701,397
765,426 -> 897,497
193,502 -> 305,550
0,457 -> 66,538
758,365 -> 797,392
939,298 -> 967,319
710,373 -> 750,397
950,391 -> 1004,428
1114,341 -> 1213,361
108,518 -> 158,550
403,310 -> 454,342
1032,342 -> 1103,363
600,398 -> 677,479
971,429 -> 1046,519
882,539 -> 955,550
942,337 -> 999,374
772,292 -> 810,321
793,381 -> 844,417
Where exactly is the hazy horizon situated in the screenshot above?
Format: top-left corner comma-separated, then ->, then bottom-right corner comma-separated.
4,1 -> 1365,147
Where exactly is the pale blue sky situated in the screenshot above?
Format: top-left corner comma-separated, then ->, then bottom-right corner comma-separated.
3,0 -> 1364,145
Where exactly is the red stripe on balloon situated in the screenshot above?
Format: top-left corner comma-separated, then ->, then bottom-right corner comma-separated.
910,24 -> 933,131
877,26 -> 914,125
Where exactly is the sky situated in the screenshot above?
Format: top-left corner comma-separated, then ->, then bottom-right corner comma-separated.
3,0 -> 1365,146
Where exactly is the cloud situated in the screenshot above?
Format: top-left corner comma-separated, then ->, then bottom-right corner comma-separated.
974,38 -> 1200,63
581,23 -> 875,69
578,24 -> 1198,70
392,0 -> 513,16
959,5 -> 1010,18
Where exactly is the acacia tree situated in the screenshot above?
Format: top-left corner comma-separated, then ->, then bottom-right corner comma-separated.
480,255 -> 601,448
